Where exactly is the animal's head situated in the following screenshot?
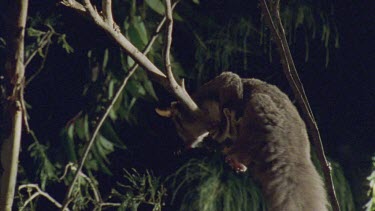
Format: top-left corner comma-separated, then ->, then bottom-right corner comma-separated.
156,100 -> 221,149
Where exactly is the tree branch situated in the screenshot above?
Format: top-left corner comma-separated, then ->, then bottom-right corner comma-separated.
102,0 -> 114,26
24,29 -> 53,68
59,2 -> 180,209
163,0 -> 198,111
0,0 -> 28,210
60,0 -> 86,14
259,1 -> 340,210
18,184 -> 64,211
62,0 -> 167,81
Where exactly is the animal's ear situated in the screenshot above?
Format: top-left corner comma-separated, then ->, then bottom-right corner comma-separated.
155,107 -> 173,118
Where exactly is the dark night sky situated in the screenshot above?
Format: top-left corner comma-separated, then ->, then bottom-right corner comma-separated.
301,0 -> 375,201
318,1 -> 374,158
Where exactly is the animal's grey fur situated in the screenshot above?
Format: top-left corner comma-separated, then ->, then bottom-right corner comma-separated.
163,72 -> 328,211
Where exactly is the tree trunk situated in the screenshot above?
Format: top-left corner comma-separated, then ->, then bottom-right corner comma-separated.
0,0 -> 28,210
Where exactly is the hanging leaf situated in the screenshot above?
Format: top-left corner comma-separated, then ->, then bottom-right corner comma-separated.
27,27 -> 45,37
87,134 -> 115,175
100,121 -> 127,149
143,80 -> 159,100
61,126 -> 78,162
75,114 -> 90,141
102,48 -> 109,70
57,34 -> 74,53
133,16 -> 148,45
145,0 -> 165,16
126,80 -> 146,98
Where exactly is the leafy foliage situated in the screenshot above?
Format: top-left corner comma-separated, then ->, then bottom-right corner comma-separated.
365,156 -> 375,211
311,150 -> 355,211
177,0 -> 339,85
27,131 -> 59,190
167,151 -> 354,211
167,153 -> 266,211
330,161 -> 355,211
111,169 -> 167,211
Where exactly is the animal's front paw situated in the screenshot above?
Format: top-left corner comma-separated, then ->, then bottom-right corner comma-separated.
225,155 -> 247,173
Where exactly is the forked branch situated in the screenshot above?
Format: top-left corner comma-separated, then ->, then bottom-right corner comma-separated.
59,0 -> 198,209
61,0 -> 198,111
164,0 -> 198,111
259,0 -> 340,210
62,0 -> 166,81
18,184 -> 64,211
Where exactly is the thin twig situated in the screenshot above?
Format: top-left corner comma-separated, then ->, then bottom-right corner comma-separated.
164,0 -> 174,82
259,1 -> 340,210
59,163 -> 76,181
18,184 -> 64,210
20,81 -> 30,132
24,30 -> 53,68
80,170 -> 102,203
60,1 -> 180,209
26,40 -> 51,86
100,202 -> 122,208
271,4 -> 314,119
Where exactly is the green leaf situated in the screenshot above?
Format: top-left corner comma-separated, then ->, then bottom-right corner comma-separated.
61,126 -> 77,162
57,34 -> 74,53
108,79 -> 115,99
127,23 -> 146,50
75,114 -> 89,141
143,80 -> 159,100
87,134 -> 114,175
96,134 -> 114,163
133,16 -> 148,45
145,0 -> 165,16
173,12 -> 184,22
27,27 -> 45,38
102,48 -> 109,70
101,121 -> 126,149
126,80 -> 146,97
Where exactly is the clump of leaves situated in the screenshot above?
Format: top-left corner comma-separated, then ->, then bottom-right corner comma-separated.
111,169 -> 167,211
167,153 -> 266,211
330,161 -> 355,211
26,131 -> 59,190
365,156 -> 375,211
168,150 -> 354,211
311,149 -> 355,211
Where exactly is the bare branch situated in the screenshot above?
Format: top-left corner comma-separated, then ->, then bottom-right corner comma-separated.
164,0 -> 198,112
18,184 -> 64,210
61,0 -> 167,82
83,0 -> 168,80
60,0 -> 86,13
259,1 -> 340,210
102,0 -> 114,26
100,202 -> 122,208
25,39 -> 51,86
